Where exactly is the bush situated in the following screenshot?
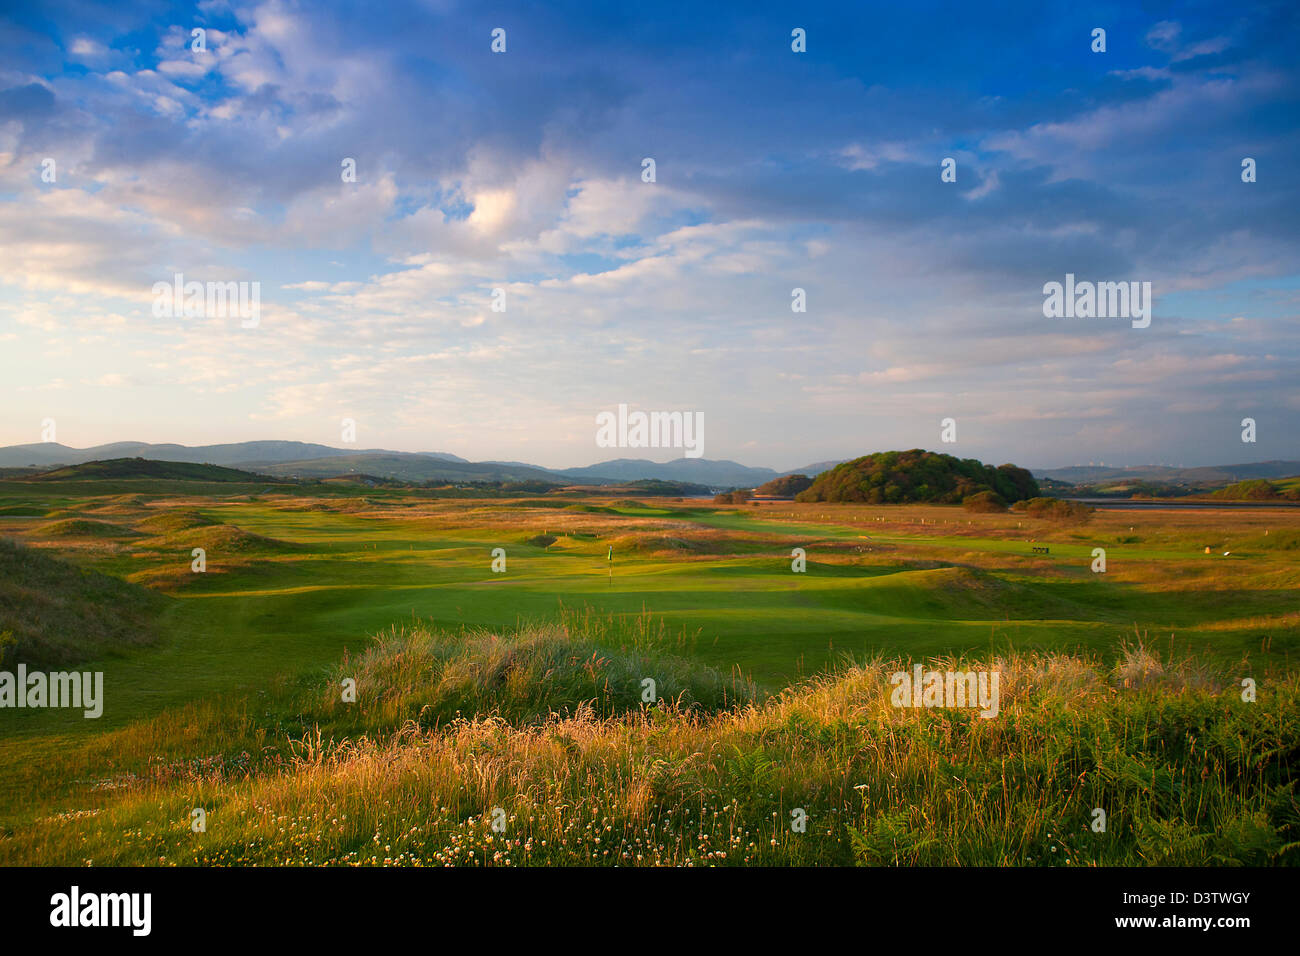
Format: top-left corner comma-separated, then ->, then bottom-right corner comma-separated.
713,489 -> 751,504
963,490 -> 1007,512
1011,497 -> 1095,523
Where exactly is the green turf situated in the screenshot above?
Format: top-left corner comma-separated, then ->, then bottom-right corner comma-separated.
2,493 -> 1297,738
2,489 -> 1298,865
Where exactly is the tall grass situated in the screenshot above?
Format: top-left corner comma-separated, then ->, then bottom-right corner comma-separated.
306,615 -> 753,734
2,621 -> 1294,867
0,537 -> 164,667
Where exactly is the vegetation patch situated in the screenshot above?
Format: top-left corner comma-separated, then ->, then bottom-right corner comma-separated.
797,450 -> 1038,505
754,473 -> 813,497
34,518 -> 137,538
7,639 -> 1294,867
1011,497 -> 1095,523
139,523 -> 299,555
308,621 -> 755,734
0,538 -> 164,668
133,510 -> 216,534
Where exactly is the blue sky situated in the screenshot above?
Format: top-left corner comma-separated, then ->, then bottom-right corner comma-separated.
1,0 -> 1296,470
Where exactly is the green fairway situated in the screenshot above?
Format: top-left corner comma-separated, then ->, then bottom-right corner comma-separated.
1,486 -> 1298,866
2,490 -> 1298,736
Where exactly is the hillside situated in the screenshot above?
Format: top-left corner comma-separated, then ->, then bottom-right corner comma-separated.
1035,460 -> 1300,486
797,450 -> 1039,504
0,440 -> 835,486
27,458 -> 275,483
0,440 -> 467,469
1210,478 -> 1300,501
254,454 -> 568,484
0,538 -> 164,667
753,473 -> 814,497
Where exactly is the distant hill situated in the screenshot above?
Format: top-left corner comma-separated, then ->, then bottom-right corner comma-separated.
615,479 -> 713,497
1034,461 -> 1300,486
556,457 -> 778,487
0,441 -> 835,487
797,450 -> 1039,505
1209,478 -> 1300,501
555,457 -> 838,487
0,440 -> 466,469
253,454 -> 567,485
10,438 -> 1292,491
26,458 -> 275,483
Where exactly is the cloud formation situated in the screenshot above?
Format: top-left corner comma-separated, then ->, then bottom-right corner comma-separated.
0,0 -> 1296,469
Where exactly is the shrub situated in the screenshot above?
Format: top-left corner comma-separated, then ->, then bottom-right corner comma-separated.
962,490 -> 1007,512
1011,497 -> 1095,523
713,489 -> 751,504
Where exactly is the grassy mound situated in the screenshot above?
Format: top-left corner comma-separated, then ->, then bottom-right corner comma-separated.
797,449 -> 1039,505
0,538 -> 163,667
31,458 -> 270,483
308,622 -> 755,734
11,640 -> 1296,866
139,523 -> 298,555
605,532 -> 715,554
33,518 -> 137,538
0,505 -> 49,517
133,510 -> 216,534
844,565 -> 1088,621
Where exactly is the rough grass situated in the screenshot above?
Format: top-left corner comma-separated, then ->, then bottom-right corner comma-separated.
133,510 -> 216,534
306,621 -> 755,735
137,523 -> 298,555
1,621 -> 1295,867
34,518 -> 137,538
0,537 -> 164,667
1240,528 -> 1300,551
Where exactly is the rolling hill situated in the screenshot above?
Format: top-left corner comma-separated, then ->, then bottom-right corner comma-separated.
0,538 -> 163,667
1034,460 -> 1300,486
26,458 -> 277,483
797,449 -> 1039,504
0,440 -> 467,470
0,441 -> 842,488
251,454 -> 568,484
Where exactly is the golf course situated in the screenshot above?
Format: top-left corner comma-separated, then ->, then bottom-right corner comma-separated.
2,476 -> 1298,866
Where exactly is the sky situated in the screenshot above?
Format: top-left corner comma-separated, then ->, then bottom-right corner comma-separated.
0,0 -> 1297,471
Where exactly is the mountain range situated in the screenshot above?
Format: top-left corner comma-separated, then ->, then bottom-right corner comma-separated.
1033,461 -> 1300,486
1,441 -> 1296,489
0,441 -> 838,488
